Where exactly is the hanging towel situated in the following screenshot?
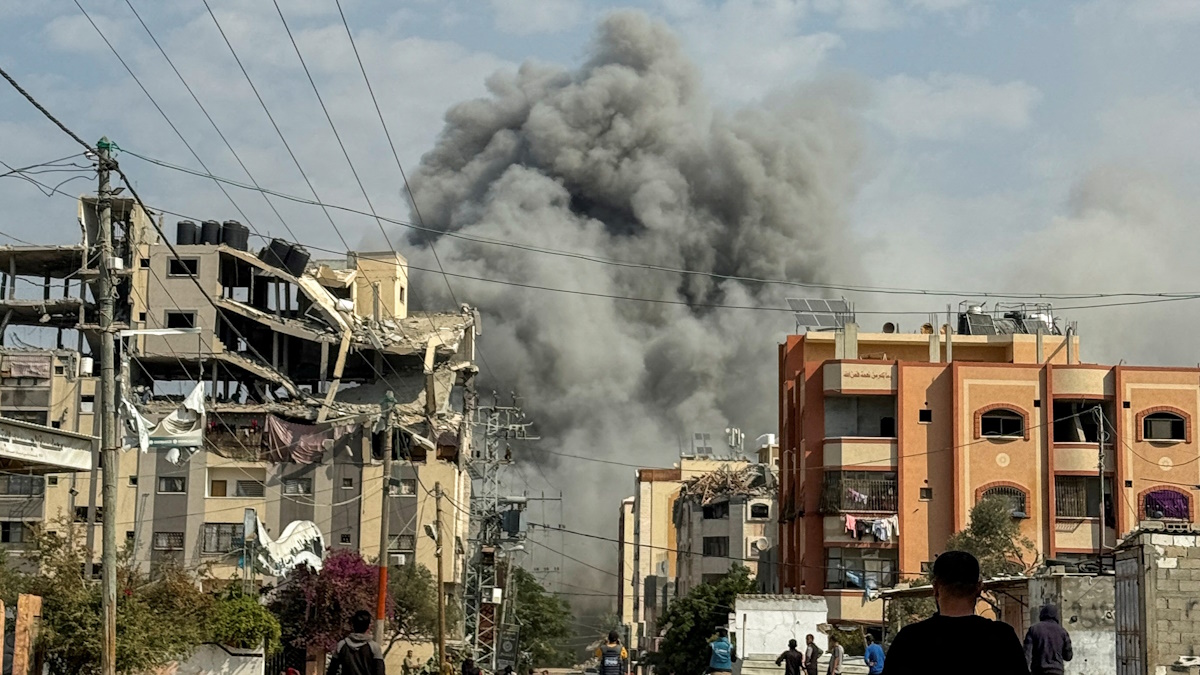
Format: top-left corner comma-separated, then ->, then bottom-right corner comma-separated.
844,514 -> 857,536
886,515 -> 900,539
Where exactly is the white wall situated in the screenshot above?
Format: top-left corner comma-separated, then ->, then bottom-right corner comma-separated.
167,644 -> 264,675
733,594 -> 827,657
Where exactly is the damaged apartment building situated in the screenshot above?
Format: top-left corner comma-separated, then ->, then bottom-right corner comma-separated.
0,196 -> 475,606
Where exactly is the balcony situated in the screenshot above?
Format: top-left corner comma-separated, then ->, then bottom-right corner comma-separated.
820,471 -> 897,514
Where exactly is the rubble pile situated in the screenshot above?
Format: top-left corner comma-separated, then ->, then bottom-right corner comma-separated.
677,463 -> 776,505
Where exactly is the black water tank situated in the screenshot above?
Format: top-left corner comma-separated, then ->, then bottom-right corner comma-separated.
284,244 -> 310,277
259,238 -> 291,269
176,220 -> 198,245
220,220 -> 249,251
200,219 -> 221,245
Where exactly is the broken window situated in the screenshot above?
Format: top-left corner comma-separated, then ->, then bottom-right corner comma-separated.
157,477 -> 185,493
1053,400 -> 1110,443
826,548 -> 898,590
168,258 -> 199,277
702,536 -> 729,557
824,395 -> 897,438
702,502 -> 729,520
750,503 -> 770,519
283,478 -> 312,496
165,311 -> 196,329
81,394 -> 95,414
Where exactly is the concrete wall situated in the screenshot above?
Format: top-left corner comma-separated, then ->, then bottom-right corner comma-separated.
732,594 -> 826,657
166,644 -> 263,675
1120,531 -> 1200,673
1027,575 -> 1115,675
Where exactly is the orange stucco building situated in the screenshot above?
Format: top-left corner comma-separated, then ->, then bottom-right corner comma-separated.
778,318 -> 1200,625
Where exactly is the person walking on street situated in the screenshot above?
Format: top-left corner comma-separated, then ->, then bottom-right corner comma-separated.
826,636 -> 843,675
863,635 -> 885,675
776,639 -> 806,675
881,550 -> 1029,675
461,658 -> 478,675
327,610 -> 386,675
708,628 -> 737,674
595,631 -> 629,675
402,651 -> 418,675
1024,604 -> 1073,675
803,635 -> 822,675
440,655 -> 454,675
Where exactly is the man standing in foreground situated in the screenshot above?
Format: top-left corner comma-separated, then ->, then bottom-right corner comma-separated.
1025,604 -> 1073,675
596,631 -> 629,675
882,551 -> 1029,675
708,628 -> 737,674
863,635 -> 885,675
803,635 -> 822,675
327,610 -> 386,675
825,636 -> 842,675
775,639 -> 806,675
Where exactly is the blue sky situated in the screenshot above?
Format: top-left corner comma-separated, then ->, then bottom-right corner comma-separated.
4,0 -> 1200,365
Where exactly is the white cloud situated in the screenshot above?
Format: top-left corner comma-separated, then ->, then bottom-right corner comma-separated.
1078,0 -> 1200,24
870,73 -> 1041,141
812,0 -> 985,31
488,0 -> 586,35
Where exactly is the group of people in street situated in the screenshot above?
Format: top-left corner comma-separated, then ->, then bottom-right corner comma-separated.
773,635 -> 829,675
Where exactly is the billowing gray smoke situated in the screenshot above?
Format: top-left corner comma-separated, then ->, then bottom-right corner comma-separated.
403,10 -> 862,584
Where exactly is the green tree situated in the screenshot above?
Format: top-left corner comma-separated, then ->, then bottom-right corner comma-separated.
653,566 -> 757,675
385,561 -> 440,653
886,496 -> 1039,637
269,549 -> 380,654
208,590 -> 283,653
509,566 -> 574,668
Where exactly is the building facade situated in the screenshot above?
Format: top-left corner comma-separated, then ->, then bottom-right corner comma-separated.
0,195 -> 474,632
780,310 -> 1200,625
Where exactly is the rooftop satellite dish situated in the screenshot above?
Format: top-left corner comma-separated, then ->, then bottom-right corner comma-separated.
920,323 -> 933,334
752,537 -> 771,552
882,322 -> 896,333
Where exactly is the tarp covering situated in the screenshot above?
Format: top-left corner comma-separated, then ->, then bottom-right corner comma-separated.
262,414 -> 356,464
256,518 -> 325,577
4,354 -> 51,379
148,383 -> 205,450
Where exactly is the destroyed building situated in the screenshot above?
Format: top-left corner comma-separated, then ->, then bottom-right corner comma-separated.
0,197 -> 474,610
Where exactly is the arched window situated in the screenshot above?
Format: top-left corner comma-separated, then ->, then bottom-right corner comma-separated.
980,485 -> 1028,518
980,409 -> 1025,438
1144,412 -> 1187,442
1144,489 -> 1190,521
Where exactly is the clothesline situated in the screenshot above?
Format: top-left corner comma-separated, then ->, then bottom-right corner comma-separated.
843,514 -> 900,542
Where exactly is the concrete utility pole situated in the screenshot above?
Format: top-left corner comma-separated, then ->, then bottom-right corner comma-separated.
96,136 -> 118,675
1095,405 -> 1108,562
375,391 -> 397,645
435,482 -> 446,671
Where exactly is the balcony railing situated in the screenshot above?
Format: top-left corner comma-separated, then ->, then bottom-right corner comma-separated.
820,471 -> 897,514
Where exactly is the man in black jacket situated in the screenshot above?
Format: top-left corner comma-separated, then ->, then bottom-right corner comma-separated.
775,639 -> 806,675
328,610 -> 386,675
1024,604 -> 1073,675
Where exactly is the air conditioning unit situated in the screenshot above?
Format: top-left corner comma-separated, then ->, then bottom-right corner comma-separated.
389,553 -> 407,566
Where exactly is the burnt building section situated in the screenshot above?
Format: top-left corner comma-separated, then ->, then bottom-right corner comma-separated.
0,198 -> 476,607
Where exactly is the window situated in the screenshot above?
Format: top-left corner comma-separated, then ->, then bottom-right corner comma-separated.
209,479 -> 227,497
919,408 -> 933,424
0,475 -> 44,496
750,503 -> 770,519
0,522 -> 30,544
47,476 -> 58,487
157,477 -> 186,493
920,561 -> 933,574
235,480 -> 265,498
165,311 -> 196,329
128,476 -> 138,487
139,258 -> 150,269
703,502 -> 730,520
283,478 -> 312,496
54,365 -> 63,375
340,534 -> 352,544
81,394 -> 95,414
1144,490 -> 1190,520
342,477 -> 354,489
702,536 -> 730,557
388,534 -> 415,552
398,478 -> 416,496
980,485 -> 1028,518
201,523 -> 244,554
826,548 -> 899,590
126,531 -> 135,542
168,258 -> 199,277
980,409 -> 1024,438
153,532 -> 184,551
1144,412 -> 1187,442
74,506 -> 101,522
919,487 -> 933,501
1055,476 -> 1114,521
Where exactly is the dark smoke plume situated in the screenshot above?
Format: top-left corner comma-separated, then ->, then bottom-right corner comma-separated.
403,10 -> 863,580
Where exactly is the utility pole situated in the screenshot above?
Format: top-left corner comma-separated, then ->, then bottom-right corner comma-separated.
1095,405 -> 1108,564
435,482 -> 446,670
375,421 -> 394,644
96,136 -> 118,675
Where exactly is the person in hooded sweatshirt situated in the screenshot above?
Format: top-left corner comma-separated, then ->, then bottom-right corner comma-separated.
1024,604 -> 1073,675
328,610 -> 386,675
